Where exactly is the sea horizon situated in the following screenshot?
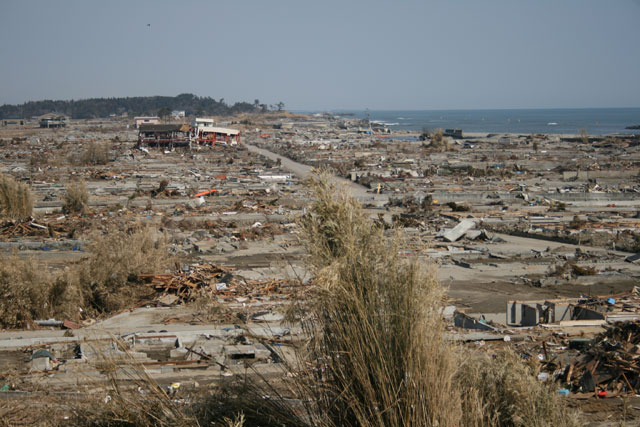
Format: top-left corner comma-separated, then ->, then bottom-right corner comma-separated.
299,107 -> 640,135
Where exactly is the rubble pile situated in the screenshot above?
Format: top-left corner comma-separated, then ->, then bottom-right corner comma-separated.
0,218 -> 48,238
140,264 -> 302,304
566,321 -> 640,395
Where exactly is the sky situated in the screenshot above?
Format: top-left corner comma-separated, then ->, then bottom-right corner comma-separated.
1,0 -> 639,111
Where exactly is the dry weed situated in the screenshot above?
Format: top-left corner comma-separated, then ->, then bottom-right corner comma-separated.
0,173 -> 33,220
77,141 -> 111,165
293,172 -> 579,426
0,225 -> 170,328
0,256 -> 83,328
63,180 -> 89,214
297,173 -> 460,426
457,350 -> 581,426
80,224 -> 170,313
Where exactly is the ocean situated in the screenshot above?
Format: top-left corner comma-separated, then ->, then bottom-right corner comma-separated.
332,108 -> 640,135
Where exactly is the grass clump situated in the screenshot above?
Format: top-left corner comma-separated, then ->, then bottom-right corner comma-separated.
422,128 -> 450,151
0,225 -> 169,328
0,173 -> 33,220
0,257 -> 82,328
298,174 -> 461,426
80,225 -> 170,313
78,141 -> 111,165
457,350 -> 580,426
63,180 -> 89,214
294,172 -> 579,427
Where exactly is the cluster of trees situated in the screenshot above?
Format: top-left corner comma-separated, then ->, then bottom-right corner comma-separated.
0,93 -> 285,119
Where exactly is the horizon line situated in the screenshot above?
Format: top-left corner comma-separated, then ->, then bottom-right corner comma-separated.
296,106 -> 640,113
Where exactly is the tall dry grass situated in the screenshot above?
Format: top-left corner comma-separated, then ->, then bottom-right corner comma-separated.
63,180 -> 89,214
79,225 -> 170,313
297,175 -> 460,426
0,173 -> 33,220
457,350 -> 580,427
293,173 -> 579,427
0,225 -> 170,328
74,141 -> 111,165
0,256 -> 82,328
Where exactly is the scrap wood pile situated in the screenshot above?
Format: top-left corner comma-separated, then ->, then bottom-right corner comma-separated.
140,264 -> 302,303
238,222 -> 284,240
224,200 -> 275,214
0,218 -> 49,238
557,321 -> 640,395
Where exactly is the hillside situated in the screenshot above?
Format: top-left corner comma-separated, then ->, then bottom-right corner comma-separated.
0,93 -> 281,119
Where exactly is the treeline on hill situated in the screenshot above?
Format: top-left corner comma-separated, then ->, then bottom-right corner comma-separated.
0,93 -> 285,119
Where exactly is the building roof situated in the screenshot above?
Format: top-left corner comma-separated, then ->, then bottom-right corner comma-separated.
199,126 -> 240,135
139,123 -> 188,133
38,113 -> 67,120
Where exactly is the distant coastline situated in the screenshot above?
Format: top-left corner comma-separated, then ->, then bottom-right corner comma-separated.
316,108 -> 640,135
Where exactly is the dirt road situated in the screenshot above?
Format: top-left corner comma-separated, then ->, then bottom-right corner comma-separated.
246,143 -> 387,204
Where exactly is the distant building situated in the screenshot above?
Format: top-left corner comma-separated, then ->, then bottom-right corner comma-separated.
192,117 -> 240,146
137,123 -> 190,147
171,110 -> 186,119
1,118 -> 26,127
38,114 -> 67,128
194,117 -> 215,131
134,116 -> 160,128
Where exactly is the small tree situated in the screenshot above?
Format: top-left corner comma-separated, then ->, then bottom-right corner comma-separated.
157,107 -> 171,120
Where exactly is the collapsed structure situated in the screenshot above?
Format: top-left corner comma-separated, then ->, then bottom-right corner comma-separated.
137,123 -> 191,147
137,118 -> 241,148
507,292 -> 640,327
38,113 -> 67,128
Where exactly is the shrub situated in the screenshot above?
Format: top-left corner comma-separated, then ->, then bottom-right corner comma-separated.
63,180 -> 89,214
457,350 -> 580,426
0,225 -> 169,328
80,225 -> 170,313
79,141 -> 111,165
297,174 -> 461,426
431,128 -> 444,145
0,173 -> 33,220
0,256 -> 83,328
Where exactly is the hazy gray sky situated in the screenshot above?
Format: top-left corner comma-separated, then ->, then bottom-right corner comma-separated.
1,0 -> 639,110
